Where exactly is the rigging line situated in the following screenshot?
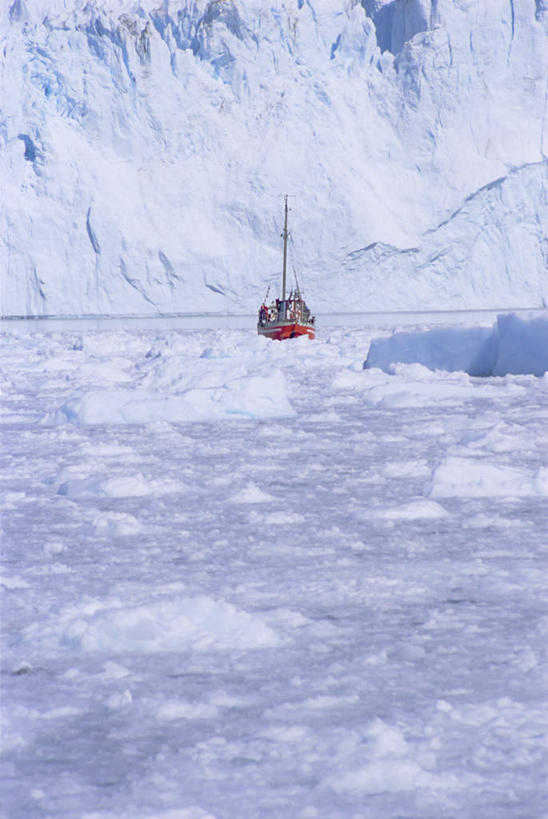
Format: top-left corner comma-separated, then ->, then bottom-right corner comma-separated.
288,235 -> 302,290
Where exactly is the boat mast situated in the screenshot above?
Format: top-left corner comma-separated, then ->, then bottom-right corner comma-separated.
282,194 -> 288,302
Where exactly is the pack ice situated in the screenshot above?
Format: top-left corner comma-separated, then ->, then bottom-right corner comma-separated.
2,317 -> 548,817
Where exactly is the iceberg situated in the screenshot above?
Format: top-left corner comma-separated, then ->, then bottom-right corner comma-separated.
364,312 -> 548,376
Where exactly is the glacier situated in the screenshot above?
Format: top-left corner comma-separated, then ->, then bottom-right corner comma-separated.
1,0 -> 547,317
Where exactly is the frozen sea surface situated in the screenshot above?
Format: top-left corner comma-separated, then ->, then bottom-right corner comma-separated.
1,320 -> 548,818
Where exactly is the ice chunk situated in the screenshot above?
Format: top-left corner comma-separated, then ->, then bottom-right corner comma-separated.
428,457 -> 548,497
251,510 -> 306,526
364,499 -> 448,519
0,574 -> 30,590
229,482 -> 275,504
343,366 -> 480,408
156,700 -> 219,721
384,460 -> 430,477
92,511 -> 142,536
43,541 -> 66,556
325,719 -> 461,794
107,689 -> 133,710
52,369 -> 294,425
58,473 -> 184,498
77,442 -> 135,457
24,595 -> 281,654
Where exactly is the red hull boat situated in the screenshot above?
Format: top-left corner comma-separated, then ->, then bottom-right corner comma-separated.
257,196 -> 315,341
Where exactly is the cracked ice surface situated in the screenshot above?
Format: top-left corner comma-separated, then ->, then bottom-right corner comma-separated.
1,321 -> 548,817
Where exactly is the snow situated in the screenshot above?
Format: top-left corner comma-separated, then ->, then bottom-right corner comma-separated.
1,1 -> 547,317
2,317 -> 548,817
365,312 -> 548,376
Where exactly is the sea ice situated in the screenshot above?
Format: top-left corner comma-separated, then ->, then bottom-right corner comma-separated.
2,322 -> 547,818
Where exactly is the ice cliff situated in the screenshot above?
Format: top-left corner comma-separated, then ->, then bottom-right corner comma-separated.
1,0 -> 547,317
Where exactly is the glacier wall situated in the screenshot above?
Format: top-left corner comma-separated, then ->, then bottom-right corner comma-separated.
1,0 -> 547,317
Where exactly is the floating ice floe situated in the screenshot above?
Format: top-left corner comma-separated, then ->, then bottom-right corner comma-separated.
229,482 -> 275,504
428,457 -> 548,498
364,313 -> 548,376
106,689 -> 133,710
156,700 -> 219,722
454,420 -> 536,454
335,365 -> 489,408
363,499 -> 449,520
58,473 -> 184,498
24,595 -> 281,655
92,511 -> 143,536
52,368 -> 294,425
384,460 -> 430,478
325,718 -> 463,794
1,574 -> 30,590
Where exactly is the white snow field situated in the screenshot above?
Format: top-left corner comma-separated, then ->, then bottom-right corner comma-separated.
2,315 -> 548,818
2,0 -> 547,317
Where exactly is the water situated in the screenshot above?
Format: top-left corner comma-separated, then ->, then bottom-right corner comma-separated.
1,307 -> 545,334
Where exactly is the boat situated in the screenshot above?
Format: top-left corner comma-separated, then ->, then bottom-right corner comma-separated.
257,195 -> 315,340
